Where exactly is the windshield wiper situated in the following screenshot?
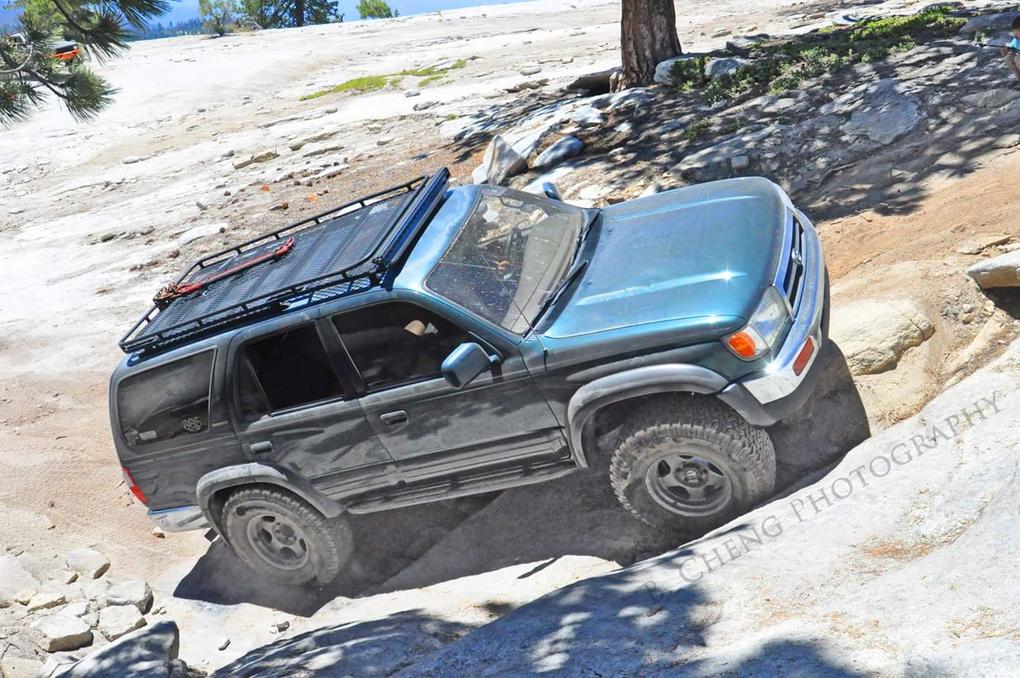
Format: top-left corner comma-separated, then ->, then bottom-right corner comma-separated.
575,210 -> 599,253
534,258 -> 588,323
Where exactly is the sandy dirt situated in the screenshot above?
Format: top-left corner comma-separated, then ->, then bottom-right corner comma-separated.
2,0 -> 1019,671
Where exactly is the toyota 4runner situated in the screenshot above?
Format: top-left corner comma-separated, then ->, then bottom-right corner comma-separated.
110,168 -> 828,585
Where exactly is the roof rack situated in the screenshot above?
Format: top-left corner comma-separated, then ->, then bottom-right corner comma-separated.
120,168 -> 451,357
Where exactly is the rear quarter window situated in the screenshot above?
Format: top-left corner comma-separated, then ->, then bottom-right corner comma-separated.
117,350 -> 214,447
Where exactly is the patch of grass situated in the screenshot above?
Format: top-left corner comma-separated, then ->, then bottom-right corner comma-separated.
670,6 -> 966,104
305,59 -> 469,100
419,74 -> 446,87
682,118 -> 713,142
302,75 -> 400,100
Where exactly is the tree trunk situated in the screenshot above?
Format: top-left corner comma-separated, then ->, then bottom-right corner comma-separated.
293,0 -> 305,26
619,0 -> 682,89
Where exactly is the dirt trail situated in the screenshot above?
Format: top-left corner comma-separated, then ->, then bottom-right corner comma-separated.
2,0 -> 1019,672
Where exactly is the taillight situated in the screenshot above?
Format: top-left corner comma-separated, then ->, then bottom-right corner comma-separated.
122,466 -> 148,505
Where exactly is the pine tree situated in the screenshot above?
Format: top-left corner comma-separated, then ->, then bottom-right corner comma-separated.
619,0 -> 682,88
1,0 -> 168,124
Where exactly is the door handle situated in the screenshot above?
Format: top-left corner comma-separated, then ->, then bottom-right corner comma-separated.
380,411 -> 409,426
250,441 -> 274,455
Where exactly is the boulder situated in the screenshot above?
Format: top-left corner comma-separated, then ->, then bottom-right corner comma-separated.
106,580 -> 152,613
532,136 -> 584,170
473,135 -> 527,185
31,615 -> 93,652
829,300 -> 935,375
564,68 -> 619,94
704,57 -> 751,79
99,605 -> 147,641
53,621 -> 181,678
967,249 -> 1020,288
843,79 -> 922,145
654,54 -> 703,86
0,555 -> 40,608
959,12 -> 1016,34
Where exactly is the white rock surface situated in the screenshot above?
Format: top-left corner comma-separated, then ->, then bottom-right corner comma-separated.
843,79 -> 922,145
967,249 -> 1020,288
829,299 -> 935,375
65,548 -> 110,580
27,588 -> 67,612
174,223 -> 225,248
0,555 -> 40,608
106,580 -> 152,613
98,604 -> 146,641
32,615 -> 93,652
400,342 -> 1020,676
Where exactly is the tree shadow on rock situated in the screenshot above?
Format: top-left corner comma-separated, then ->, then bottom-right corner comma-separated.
210,609 -> 472,677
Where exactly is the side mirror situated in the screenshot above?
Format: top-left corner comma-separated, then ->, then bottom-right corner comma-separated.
442,342 -> 497,388
542,182 -> 563,201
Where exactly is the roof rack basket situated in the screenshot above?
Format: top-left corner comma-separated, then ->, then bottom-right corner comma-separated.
119,168 -> 450,356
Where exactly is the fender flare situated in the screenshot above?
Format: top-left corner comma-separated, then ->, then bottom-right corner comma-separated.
196,463 -> 343,538
566,364 -> 732,467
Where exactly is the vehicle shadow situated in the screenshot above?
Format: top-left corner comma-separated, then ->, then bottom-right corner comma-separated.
173,342 -> 868,617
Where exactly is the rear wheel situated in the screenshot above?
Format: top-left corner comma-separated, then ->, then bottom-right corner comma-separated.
222,487 -> 352,586
609,398 -> 775,531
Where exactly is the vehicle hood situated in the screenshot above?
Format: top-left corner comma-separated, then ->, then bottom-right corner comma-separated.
543,177 -> 788,342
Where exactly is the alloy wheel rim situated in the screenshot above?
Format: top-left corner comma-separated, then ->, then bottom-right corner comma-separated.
644,452 -> 733,516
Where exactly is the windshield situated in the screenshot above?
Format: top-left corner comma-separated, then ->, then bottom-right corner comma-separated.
426,187 -> 588,334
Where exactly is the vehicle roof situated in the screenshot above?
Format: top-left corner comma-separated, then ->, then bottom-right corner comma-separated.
118,170 -> 450,359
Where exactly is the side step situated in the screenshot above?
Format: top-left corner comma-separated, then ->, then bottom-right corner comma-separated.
345,457 -> 578,514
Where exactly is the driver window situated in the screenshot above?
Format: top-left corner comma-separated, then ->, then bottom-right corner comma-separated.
332,303 -> 469,391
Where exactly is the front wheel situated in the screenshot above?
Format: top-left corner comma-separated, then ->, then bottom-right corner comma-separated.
222,487 -> 352,586
609,398 -> 776,531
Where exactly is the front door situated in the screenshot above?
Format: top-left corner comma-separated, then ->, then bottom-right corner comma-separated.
330,302 -> 565,478
229,321 -> 393,497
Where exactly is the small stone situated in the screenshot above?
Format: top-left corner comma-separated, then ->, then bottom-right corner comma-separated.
218,637 -> 231,651
98,605 -> 146,641
79,578 -> 110,607
122,155 -> 145,165
413,101 -> 437,111
269,202 -> 289,211
66,548 -> 110,580
404,89 -> 421,97
152,527 -> 166,539
31,614 -> 93,652
376,137 -> 394,146
195,200 -> 208,211
106,580 -> 152,613
58,570 -> 79,585
519,65 -> 542,76
730,155 -> 750,171
272,620 -> 290,633
14,589 -> 35,605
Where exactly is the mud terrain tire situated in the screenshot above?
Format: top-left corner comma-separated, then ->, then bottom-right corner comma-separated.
222,487 -> 352,586
609,398 -> 776,531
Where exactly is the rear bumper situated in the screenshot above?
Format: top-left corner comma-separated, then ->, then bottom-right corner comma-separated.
148,505 -> 209,533
720,208 -> 826,426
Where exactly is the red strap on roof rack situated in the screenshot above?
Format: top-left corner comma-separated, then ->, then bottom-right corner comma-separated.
154,237 -> 294,308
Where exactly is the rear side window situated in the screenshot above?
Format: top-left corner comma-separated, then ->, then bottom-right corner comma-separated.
238,324 -> 345,419
117,350 -> 214,447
